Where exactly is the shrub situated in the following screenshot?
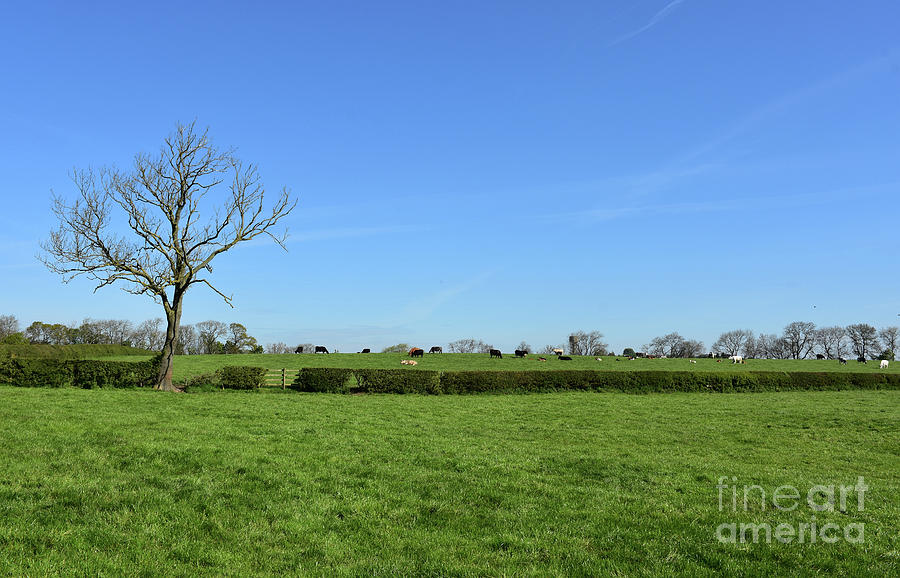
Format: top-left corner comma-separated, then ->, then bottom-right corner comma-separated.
181,372 -> 222,393
72,358 -> 157,389
218,366 -> 267,390
293,368 -> 355,393
0,359 -> 73,387
355,369 -> 441,394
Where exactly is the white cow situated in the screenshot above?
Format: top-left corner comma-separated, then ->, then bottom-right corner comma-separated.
729,355 -> 744,364
552,348 -> 564,356
880,360 -> 889,369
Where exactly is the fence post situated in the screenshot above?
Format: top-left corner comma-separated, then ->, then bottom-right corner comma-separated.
281,368 -> 286,389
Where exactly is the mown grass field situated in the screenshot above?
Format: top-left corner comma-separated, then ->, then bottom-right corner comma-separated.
0,387 -> 897,576
94,352 -> 900,382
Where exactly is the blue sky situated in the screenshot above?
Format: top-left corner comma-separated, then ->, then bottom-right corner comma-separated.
1,0 -> 898,353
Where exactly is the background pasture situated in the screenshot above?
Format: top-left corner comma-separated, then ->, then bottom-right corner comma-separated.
93,352 -> 900,383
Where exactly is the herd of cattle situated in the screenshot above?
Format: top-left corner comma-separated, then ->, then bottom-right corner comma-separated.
290,345 -> 890,369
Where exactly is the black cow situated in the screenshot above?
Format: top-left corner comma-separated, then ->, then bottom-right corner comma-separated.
558,355 -> 573,361
839,357 -> 848,365
360,348 -> 371,353
857,356 -> 867,363
294,346 -> 303,354
315,346 -> 329,354
816,354 -> 826,360
489,349 -> 503,359
514,350 -> 527,358
429,346 -> 442,354
410,348 -> 424,358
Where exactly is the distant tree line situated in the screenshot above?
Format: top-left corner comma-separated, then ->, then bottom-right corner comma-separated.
707,323 -> 897,361
0,315 -> 263,355
2,314 -> 896,360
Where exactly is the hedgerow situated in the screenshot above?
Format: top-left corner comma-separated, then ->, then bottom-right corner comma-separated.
292,368 -> 355,393
3,361 -> 899,394
0,357 -> 156,388
218,366 -> 267,390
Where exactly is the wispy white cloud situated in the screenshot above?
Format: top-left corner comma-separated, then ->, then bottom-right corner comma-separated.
536,181 -> 900,225
288,224 -> 422,243
396,271 -> 495,325
609,0 -> 687,46
669,51 -> 898,167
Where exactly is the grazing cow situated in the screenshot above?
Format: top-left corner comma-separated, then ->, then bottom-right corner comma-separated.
400,360 -> 418,366
857,356 -> 867,364
558,355 -> 572,361
816,354 -> 826,360
428,346 -> 443,354
490,349 -> 503,359
880,360 -> 889,369
514,350 -> 527,358
839,357 -> 848,365
294,346 -> 304,354
552,348 -> 564,356
315,346 -> 329,354
410,348 -> 424,358
729,355 -> 744,364
360,348 -> 371,353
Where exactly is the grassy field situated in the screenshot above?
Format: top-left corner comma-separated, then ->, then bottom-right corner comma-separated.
0,387 -> 897,576
93,352 -> 900,382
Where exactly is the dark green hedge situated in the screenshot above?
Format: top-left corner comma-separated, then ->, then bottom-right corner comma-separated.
0,359 -> 74,387
3,362 -> 899,394
354,369 -> 441,394
218,366 -> 267,390
0,357 -> 157,388
293,368 -> 355,393
350,370 -> 900,395
72,359 -> 157,389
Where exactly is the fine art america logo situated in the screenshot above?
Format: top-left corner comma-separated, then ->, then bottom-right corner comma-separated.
715,476 -> 867,544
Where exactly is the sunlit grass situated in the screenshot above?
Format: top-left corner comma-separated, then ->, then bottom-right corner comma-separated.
0,387 -> 897,575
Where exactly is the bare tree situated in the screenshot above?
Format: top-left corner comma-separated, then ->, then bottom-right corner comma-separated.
712,329 -> 754,357
448,338 -> 485,353
755,333 -> 789,359
176,323 -> 199,355
540,344 -> 565,355
568,330 -> 608,356
41,123 -> 294,389
195,320 -> 229,354
646,332 -> 703,358
814,326 -> 848,360
846,323 -> 880,359
99,318 -> 134,345
878,326 -> 898,359
782,321 -> 817,359
132,318 -> 165,351
266,342 -> 291,354
0,315 -> 19,340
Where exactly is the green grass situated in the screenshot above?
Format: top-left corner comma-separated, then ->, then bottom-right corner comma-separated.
91,352 -> 900,382
0,387 -> 897,576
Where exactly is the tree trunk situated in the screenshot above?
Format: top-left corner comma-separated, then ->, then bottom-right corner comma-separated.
155,294 -> 183,392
